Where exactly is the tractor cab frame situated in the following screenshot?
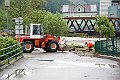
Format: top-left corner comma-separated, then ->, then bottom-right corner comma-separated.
26,24 -> 44,38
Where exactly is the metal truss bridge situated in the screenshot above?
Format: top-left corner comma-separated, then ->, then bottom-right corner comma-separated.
64,17 -> 120,36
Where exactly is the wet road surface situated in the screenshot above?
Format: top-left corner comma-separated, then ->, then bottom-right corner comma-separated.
0,49 -> 120,80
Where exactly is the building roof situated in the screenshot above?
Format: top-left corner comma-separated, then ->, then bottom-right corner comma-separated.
62,4 -> 97,13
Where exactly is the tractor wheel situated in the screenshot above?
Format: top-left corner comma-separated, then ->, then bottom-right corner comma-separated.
43,47 -> 48,52
22,41 -> 34,53
43,42 -> 48,52
47,40 -> 59,52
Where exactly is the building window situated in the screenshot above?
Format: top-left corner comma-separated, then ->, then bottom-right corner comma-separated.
110,14 -> 115,17
112,1 -> 119,6
78,8 -> 81,12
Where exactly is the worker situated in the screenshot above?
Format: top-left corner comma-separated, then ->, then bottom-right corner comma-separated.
85,42 -> 93,52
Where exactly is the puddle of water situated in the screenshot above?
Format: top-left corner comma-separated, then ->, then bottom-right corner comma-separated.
109,64 -> 120,68
47,65 -> 68,68
1,74 -> 8,79
24,68 -> 32,76
1,68 -> 33,80
38,59 -> 54,62
54,60 -> 118,68
28,58 -> 54,62
95,64 -> 106,68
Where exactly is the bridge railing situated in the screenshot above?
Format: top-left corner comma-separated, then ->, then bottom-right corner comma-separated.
0,43 -> 23,66
64,17 -> 120,35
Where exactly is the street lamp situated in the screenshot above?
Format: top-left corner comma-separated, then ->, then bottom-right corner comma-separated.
5,0 -> 10,32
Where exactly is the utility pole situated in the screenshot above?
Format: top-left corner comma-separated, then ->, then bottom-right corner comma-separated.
5,0 -> 10,32
19,0 -> 22,17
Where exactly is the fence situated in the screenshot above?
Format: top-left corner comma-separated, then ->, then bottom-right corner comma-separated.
95,38 -> 120,57
0,43 -> 23,66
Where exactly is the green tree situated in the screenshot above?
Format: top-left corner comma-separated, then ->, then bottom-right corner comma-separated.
43,0 -> 72,13
0,0 -> 67,36
26,10 -> 67,35
0,0 -> 45,29
9,0 -> 45,23
96,16 -> 115,38
43,12 -> 67,35
0,9 -> 6,29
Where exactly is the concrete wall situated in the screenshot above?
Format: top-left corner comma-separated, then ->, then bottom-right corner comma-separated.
60,37 -> 106,46
108,6 -> 118,17
118,9 -> 120,17
108,6 -> 120,17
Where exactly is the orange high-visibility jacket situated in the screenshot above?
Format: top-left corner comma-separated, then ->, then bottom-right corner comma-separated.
87,42 -> 93,48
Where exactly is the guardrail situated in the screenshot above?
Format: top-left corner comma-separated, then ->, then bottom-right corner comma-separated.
0,43 -> 23,66
95,38 -> 120,57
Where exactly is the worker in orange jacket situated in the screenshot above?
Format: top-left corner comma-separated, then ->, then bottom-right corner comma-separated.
85,42 -> 94,52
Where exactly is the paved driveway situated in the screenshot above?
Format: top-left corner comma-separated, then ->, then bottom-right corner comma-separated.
0,49 -> 120,80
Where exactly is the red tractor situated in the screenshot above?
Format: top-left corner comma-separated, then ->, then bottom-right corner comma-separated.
17,24 -> 60,53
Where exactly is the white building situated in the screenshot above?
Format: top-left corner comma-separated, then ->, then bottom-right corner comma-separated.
61,4 -> 97,17
100,0 -> 120,17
